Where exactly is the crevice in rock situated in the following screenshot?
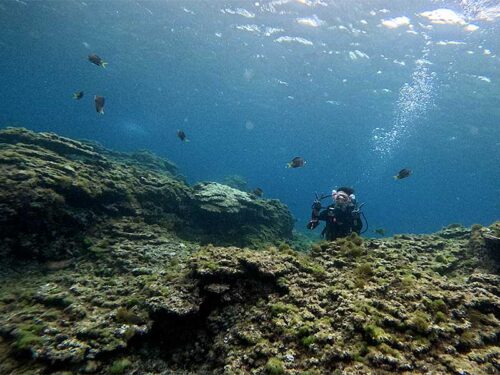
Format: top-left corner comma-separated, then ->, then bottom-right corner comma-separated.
133,274 -> 283,371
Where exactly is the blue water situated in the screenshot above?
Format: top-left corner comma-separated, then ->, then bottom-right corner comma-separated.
1,0 -> 498,236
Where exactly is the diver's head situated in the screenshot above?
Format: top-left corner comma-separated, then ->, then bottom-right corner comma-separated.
332,187 -> 355,209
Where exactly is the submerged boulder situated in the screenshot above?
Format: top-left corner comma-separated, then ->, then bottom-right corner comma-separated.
190,182 -> 294,247
193,182 -> 254,214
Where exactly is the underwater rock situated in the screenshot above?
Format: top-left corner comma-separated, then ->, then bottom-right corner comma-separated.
482,223 -> 500,261
437,223 -> 471,240
483,232 -> 500,250
0,221 -> 499,374
0,128 -> 293,261
0,126 -> 101,160
190,182 -> 294,247
220,174 -> 248,191
0,127 -> 187,261
192,182 -> 255,214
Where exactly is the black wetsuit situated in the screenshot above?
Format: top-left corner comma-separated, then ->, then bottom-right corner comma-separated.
312,203 -> 362,241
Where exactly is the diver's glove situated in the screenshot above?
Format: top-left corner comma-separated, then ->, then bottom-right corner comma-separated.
307,219 -> 319,230
311,200 -> 322,210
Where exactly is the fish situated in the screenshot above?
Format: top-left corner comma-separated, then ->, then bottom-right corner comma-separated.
177,130 -> 189,142
88,54 -> 108,68
286,156 -> 306,168
253,188 -> 263,197
394,168 -> 411,180
72,90 -> 84,100
94,95 -> 105,114
374,228 -> 386,236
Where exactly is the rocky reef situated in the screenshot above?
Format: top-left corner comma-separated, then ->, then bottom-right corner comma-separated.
0,128 -> 498,374
0,127 -> 294,262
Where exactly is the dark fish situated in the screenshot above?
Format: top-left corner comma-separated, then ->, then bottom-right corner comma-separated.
177,130 -> 189,142
72,90 -> 84,100
374,228 -> 386,236
94,95 -> 105,114
88,54 -> 108,68
287,156 -> 306,168
253,188 -> 263,197
394,168 -> 411,180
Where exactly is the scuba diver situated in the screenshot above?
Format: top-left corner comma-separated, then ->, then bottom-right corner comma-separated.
306,187 -> 364,240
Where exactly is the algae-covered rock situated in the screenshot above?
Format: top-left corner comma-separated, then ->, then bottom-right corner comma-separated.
0,128 -> 293,260
190,182 -> 294,247
482,222 -> 500,261
0,127 -> 187,260
193,182 -> 255,214
1,222 -> 499,374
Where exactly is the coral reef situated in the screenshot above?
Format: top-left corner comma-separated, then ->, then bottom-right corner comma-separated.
0,128 -> 498,374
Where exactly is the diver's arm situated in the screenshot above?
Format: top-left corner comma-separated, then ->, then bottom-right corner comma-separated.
307,200 -> 323,230
317,209 -> 329,221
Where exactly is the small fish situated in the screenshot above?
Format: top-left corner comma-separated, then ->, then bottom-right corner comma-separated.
253,188 -> 263,197
94,95 -> 105,114
394,168 -> 412,180
72,90 -> 84,100
374,228 -> 386,236
177,130 -> 189,142
88,54 -> 108,68
286,156 -> 306,168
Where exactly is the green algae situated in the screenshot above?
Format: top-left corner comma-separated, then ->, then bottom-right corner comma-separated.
348,232 -> 364,246
297,323 -> 314,338
355,263 -> 373,278
408,311 -> 431,334
109,358 -> 132,374
353,263 -> 374,288
435,254 -> 447,263
115,307 -> 144,325
435,311 -> 447,323
427,299 -> 448,314
13,330 -> 43,351
265,357 -> 285,375
363,324 -> 391,345
377,343 -> 401,358
399,274 -> 416,291
300,335 -> 316,347
271,302 -> 297,315
82,237 -> 93,249
301,261 -> 326,278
